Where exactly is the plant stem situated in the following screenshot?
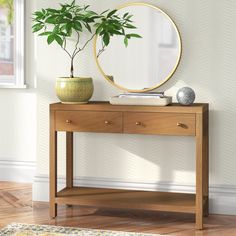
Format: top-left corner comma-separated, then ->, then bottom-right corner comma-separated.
80,34 -> 96,52
72,31 -> 80,58
70,58 -> 74,78
61,33 -> 96,78
69,34 -> 96,78
61,37 -> 73,59
73,33 -> 96,59
60,37 -> 74,78
97,42 -> 106,58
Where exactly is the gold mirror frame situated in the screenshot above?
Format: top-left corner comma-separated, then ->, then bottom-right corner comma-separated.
94,2 -> 182,93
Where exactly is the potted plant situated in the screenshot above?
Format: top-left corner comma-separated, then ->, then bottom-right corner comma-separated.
32,1 -> 141,104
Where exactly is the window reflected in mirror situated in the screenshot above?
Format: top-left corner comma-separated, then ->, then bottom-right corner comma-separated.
95,3 -> 181,92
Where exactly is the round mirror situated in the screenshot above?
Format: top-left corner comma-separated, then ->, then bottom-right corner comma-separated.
94,3 -> 182,92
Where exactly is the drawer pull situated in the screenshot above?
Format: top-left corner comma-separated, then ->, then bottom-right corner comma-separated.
177,122 -> 187,128
136,122 -> 142,126
104,120 -> 111,125
66,119 -> 72,124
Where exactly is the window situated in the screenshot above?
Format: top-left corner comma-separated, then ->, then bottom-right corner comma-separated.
0,0 -> 25,88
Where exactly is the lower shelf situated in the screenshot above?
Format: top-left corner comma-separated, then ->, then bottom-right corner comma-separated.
56,187 -> 196,214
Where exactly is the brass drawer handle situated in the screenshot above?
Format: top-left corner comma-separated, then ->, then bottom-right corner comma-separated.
104,120 -> 112,125
177,122 -> 187,128
66,119 -> 72,124
136,122 -> 142,126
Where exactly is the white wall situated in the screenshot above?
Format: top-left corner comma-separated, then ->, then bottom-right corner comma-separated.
9,0 -> 236,215
0,0 -> 36,182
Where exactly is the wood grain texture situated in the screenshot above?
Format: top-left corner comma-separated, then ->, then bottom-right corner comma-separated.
55,111 -> 123,133
124,112 -> 195,136
195,110 -> 209,230
50,102 -> 208,114
56,187 -> 196,213
1,182 -> 236,236
50,102 -> 208,229
66,132 -> 73,189
50,109 -> 57,218
203,109 -> 209,217
196,113 -> 203,229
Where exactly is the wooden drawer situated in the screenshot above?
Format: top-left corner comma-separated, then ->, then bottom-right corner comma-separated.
55,111 -> 122,133
124,112 -> 196,136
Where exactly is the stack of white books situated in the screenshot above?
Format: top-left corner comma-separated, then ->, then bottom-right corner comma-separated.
110,92 -> 172,106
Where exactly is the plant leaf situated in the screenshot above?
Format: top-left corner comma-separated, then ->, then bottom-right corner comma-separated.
99,30 -> 106,36
86,10 -> 97,16
66,22 -> 73,33
101,9 -> 109,15
124,36 -> 128,47
33,11 -> 44,18
38,31 -> 52,36
73,21 -> 82,31
114,30 -> 124,35
126,33 -> 142,38
46,8 -> 59,14
70,0 -> 75,6
85,23 -> 92,33
54,35 -> 63,46
123,12 -> 129,18
125,24 -> 136,29
47,34 -> 55,44
107,9 -> 117,18
45,16 -> 57,24
65,13 -> 72,19
95,25 -> 103,35
53,25 -> 60,34
84,5 -> 90,10
126,15 -> 133,20
103,33 -> 110,46
32,23 -> 44,33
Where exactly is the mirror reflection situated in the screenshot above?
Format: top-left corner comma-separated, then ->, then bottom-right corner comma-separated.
95,3 -> 181,92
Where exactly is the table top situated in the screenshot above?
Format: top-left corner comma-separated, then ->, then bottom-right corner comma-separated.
50,101 -> 208,114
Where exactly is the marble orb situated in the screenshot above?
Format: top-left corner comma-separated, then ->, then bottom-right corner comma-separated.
176,87 -> 195,105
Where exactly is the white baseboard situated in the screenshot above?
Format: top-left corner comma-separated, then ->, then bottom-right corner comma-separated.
33,175 -> 236,215
0,160 -> 36,183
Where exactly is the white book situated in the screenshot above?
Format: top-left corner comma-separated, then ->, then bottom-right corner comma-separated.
118,92 -> 164,98
119,95 -> 164,99
110,96 -> 172,106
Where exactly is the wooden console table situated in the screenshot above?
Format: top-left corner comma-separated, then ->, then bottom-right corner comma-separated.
50,102 -> 209,229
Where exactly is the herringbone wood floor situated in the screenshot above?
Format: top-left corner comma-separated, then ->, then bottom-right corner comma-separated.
0,182 -> 236,235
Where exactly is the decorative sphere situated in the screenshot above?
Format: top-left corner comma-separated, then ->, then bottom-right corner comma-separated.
176,87 -> 195,105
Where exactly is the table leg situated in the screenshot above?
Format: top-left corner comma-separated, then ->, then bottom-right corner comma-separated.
196,113 -> 203,229
203,110 -> 209,217
66,132 -> 73,188
50,125 -> 57,218
196,111 -> 208,230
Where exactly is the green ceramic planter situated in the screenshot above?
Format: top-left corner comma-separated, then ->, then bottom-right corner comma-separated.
55,77 -> 94,104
